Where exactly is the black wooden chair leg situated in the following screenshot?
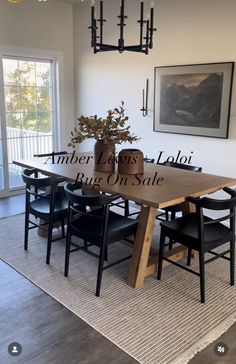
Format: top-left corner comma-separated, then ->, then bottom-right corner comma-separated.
199,250 -> 205,303
46,221 -> 53,264
230,240 -> 235,286
24,212 -> 29,250
24,192 -> 30,250
96,242 -> 107,297
187,248 -> 192,266
22,168 -> 68,266
165,210 -> 169,221
157,230 -> 165,280
64,232 -> 71,277
168,240 -> 173,250
124,200 -> 129,217
61,219 -> 65,238
46,237 -> 52,264
168,211 -> 176,250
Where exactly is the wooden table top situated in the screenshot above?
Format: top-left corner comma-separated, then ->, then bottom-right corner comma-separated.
14,154 -> 236,209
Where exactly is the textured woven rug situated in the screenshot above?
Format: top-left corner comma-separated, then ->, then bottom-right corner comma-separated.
1,214 -> 236,364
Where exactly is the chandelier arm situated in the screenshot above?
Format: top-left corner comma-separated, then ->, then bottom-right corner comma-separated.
123,45 -> 147,52
124,49 -> 147,54
96,44 -> 119,50
94,45 -> 147,53
97,48 -> 119,52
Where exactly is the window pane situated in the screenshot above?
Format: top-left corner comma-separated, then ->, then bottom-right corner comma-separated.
36,62 -> 51,87
19,60 -> 36,86
4,86 -> 20,112
3,59 -> 19,85
8,163 -> 23,189
21,86 -> 36,112
20,136 -> 39,158
6,113 -> 22,136
22,111 -> 37,132
37,134 -> 53,154
37,112 -> 51,133
7,136 -> 21,163
0,143 -> 3,191
2,57 -> 55,192
37,87 -> 51,112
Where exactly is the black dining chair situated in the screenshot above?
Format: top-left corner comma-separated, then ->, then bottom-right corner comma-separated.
157,162 -> 202,221
64,182 -> 138,297
22,168 -> 68,264
157,187 -> 236,303
34,151 -> 69,195
34,150 -> 68,159
34,151 -> 68,171
156,162 -> 202,249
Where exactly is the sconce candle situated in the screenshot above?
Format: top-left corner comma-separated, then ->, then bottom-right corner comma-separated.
140,79 -> 149,117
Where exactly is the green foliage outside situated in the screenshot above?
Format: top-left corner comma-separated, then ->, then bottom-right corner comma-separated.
4,61 -> 52,133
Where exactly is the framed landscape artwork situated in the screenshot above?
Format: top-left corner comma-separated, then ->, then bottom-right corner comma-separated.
153,62 -> 234,138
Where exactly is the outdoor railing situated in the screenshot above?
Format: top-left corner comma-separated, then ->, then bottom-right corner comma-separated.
7,127 -> 53,161
7,127 -> 53,175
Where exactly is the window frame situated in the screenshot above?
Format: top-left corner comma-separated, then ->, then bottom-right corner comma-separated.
0,46 -> 62,197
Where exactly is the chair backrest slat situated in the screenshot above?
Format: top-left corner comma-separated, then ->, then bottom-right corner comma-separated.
144,157 -> 155,164
65,183 -> 122,245
164,161 -> 202,172
22,168 -> 54,189
189,194 -> 236,210
189,188 -> 236,238
204,212 -> 234,225
25,188 -> 50,200
22,168 -> 59,202
64,183 -> 121,208
34,151 -> 67,157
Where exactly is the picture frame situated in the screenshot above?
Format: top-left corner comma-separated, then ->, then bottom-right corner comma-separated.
153,62 -> 234,138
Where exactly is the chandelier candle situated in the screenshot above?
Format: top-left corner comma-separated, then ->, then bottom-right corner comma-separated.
89,0 -> 157,54
90,1 -> 96,48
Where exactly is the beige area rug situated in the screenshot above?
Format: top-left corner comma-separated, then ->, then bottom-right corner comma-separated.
1,214 -> 236,364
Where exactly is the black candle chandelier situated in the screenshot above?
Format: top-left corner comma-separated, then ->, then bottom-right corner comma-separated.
89,0 -> 157,54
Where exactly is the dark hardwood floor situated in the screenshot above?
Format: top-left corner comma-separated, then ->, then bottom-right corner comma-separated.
1,194 -> 236,363
189,324 -> 236,364
0,194 -> 25,218
0,194 -> 138,364
0,261 -> 138,364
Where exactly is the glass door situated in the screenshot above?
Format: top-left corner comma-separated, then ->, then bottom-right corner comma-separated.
0,55 -> 57,196
0,115 -> 4,192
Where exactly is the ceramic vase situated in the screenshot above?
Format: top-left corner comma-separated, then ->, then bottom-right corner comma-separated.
94,140 -> 115,172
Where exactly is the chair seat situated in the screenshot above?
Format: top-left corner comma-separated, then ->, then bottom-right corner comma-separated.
29,189 -> 68,220
161,213 -> 233,251
69,209 -> 138,245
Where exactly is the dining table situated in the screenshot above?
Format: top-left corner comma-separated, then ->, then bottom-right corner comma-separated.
13,153 -> 236,288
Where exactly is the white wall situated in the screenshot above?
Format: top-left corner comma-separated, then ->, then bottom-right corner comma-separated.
0,0 -> 74,150
74,0 -> 236,178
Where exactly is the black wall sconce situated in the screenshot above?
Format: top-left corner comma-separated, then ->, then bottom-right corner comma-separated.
140,79 -> 148,117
